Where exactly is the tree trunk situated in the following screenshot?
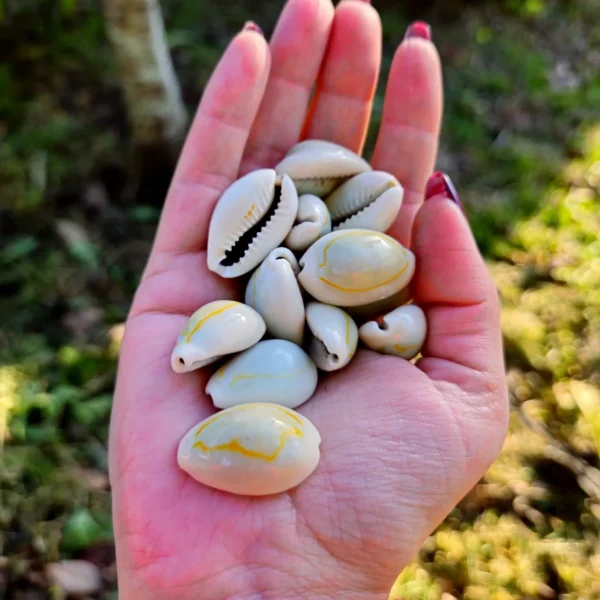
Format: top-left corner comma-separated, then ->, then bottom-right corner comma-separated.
102,0 -> 188,203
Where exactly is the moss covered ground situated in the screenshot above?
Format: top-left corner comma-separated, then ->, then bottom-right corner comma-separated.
1,0 -> 599,597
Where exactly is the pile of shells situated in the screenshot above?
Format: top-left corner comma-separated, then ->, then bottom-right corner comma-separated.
173,140 -> 427,497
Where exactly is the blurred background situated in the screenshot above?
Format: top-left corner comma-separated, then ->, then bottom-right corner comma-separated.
1,0 -> 599,597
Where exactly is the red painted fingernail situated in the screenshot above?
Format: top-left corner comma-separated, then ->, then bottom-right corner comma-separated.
425,171 -> 464,212
405,21 -> 431,41
243,21 -> 263,35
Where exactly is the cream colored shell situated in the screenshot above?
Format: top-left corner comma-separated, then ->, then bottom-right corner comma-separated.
284,194 -> 332,251
177,403 -> 321,496
206,339 -> 318,410
207,169 -> 298,278
298,229 -> 416,307
275,139 -> 372,197
305,302 -> 358,371
359,304 -> 427,359
325,171 -> 403,233
171,301 -> 266,373
244,248 -> 305,345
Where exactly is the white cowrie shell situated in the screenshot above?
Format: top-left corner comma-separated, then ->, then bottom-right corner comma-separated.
298,229 -> 415,307
206,339 -> 318,410
207,169 -> 298,278
244,248 -> 305,345
177,403 -> 321,496
171,301 -> 266,373
305,302 -> 358,371
325,171 -> 404,233
275,139 -> 372,197
359,304 -> 427,359
284,194 -> 332,251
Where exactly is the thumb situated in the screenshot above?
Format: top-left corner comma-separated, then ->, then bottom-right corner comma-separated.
411,172 -> 506,393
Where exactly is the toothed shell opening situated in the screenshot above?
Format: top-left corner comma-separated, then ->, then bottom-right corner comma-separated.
208,172 -> 298,277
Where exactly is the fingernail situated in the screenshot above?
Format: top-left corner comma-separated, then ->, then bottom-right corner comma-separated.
242,21 -> 263,35
425,171 -> 464,212
404,21 -> 431,41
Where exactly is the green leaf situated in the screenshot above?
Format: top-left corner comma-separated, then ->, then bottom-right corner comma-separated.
62,508 -> 104,551
1,236 -> 38,263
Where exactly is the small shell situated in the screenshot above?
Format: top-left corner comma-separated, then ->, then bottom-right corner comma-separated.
359,304 -> 427,359
275,139 -> 372,197
305,302 -> 358,371
244,248 -> 305,345
298,229 -> 415,307
171,301 -> 266,373
284,194 -> 332,251
325,171 -> 403,233
177,403 -> 321,496
207,169 -> 298,278
206,339 -> 318,409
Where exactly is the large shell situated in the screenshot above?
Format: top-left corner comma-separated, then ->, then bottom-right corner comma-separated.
359,304 -> 427,359
305,302 -> 358,371
284,194 -> 332,251
207,169 -> 298,278
177,403 -> 321,496
275,139 -> 372,197
244,248 -> 305,345
171,301 -> 266,373
206,339 -> 318,409
298,229 -> 415,307
325,171 -> 403,233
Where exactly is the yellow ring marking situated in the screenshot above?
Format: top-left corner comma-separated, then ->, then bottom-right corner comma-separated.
344,312 -> 351,345
194,404 -> 303,437
184,302 -> 238,343
393,343 -> 420,353
318,260 -> 409,293
231,366 -> 311,385
318,230 -> 379,268
192,426 -> 301,462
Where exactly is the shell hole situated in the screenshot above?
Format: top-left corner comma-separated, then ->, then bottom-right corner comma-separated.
220,183 -> 283,267
179,358 -> 185,365
376,318 -> 389,331
332,354 -> 339,363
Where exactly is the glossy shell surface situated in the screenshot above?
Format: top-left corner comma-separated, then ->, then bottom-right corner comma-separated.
305,302 -> 358,371
284,194 -> 332,251
171,301 -> 266,373
326,171 -> 403,233
207,169 -> 298,278
298,229 -> 416,307
177,403 -> 321,496
206,339 -> 318,410
275,140 -> 372,197
359,304 -> 427,359
244,248 -> 305,345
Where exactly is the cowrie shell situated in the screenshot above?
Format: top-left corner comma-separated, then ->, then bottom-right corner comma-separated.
298,229 -> 415,307
305,302 -> 358,371
171,301 -> 266,373
207,169 -> 298,278
275,139 -> 372,197
359,304 -> 427,359
206,339 -> 318,410
325,171 -> 403,233
177,403 -> 321,496
284,194 -> 332,252
244,248 -> 305,345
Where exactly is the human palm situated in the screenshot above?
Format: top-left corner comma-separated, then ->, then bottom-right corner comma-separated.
108,1 -> 509,598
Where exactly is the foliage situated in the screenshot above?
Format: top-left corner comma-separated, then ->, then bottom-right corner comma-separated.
1,0 -> 599,597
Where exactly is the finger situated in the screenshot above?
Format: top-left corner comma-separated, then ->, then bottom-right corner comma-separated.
150,26 -> 271,258
240,0 -> 335,174
372,23 -> 442,247
412,172 -> 506,391
302,0 -> 382,153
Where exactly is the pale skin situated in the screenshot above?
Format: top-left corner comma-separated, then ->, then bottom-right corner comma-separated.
108,0 -> 509,598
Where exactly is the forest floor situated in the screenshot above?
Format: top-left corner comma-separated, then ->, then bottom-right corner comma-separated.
1,0 -> 600,598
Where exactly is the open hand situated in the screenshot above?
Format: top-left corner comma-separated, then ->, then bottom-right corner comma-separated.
109,1 -> 509,598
